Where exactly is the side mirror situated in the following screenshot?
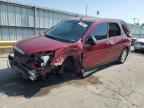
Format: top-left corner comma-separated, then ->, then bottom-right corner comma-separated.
87,36 -> 97,45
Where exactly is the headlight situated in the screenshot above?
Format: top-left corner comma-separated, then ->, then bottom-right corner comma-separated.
31,52 -> 54,66
40,55 -> 50,66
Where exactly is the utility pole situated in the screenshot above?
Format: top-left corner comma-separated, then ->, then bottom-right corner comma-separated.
85,4 -> 87,16
96,11 -> 100,16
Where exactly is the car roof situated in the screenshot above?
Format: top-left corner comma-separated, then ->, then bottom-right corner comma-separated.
70,17 -> 125,23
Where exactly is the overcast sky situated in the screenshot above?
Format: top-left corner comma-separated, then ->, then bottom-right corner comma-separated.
14,0 -> 144,24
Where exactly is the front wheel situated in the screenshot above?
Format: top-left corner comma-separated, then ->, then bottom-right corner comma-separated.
117,48 -> 129,64
57,57 -> 76,78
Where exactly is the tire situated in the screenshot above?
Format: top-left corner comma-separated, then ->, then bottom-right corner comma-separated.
134,49 -> 139,52
57,57 -> 76,77
117,48 -> 129,64
63,58 -> 75,73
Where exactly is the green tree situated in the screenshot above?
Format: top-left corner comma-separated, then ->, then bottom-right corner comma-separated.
141,23 -> 144,26
135,23 -> 140,25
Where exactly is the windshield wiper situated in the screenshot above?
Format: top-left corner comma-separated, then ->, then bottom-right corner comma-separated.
44,34 -> 71,42
44,34 -> 59,40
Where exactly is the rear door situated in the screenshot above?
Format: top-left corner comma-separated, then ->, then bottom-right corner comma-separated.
108,23 -> 124,61
83,23 -> 111,70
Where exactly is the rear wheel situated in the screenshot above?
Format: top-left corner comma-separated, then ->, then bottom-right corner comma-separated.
118,48 -> 128,64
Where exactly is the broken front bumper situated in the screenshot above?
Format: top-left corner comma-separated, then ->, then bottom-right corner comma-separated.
8,54 -> 37,81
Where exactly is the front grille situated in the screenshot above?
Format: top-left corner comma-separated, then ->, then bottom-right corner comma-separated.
14,49 -> 27,63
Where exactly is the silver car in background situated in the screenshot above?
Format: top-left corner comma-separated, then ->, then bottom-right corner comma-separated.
134,38 -> 144,51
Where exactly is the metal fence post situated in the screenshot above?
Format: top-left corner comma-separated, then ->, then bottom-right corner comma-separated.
139,26 -> 142,38
33,6 -> 36,35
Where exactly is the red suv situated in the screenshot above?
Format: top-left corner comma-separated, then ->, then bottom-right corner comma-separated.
9,18 -> 131,81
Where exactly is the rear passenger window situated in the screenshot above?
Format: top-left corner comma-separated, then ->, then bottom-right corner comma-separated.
109,23 -> 121,37
90,23 -> 108,40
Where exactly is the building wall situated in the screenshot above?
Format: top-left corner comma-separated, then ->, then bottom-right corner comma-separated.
0,1 -> 82,41
128,24 -> 144,38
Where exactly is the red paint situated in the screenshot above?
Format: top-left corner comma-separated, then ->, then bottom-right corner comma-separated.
16,36 -> 71,55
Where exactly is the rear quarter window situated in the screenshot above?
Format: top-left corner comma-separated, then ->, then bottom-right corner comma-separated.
122,23 -> 130,35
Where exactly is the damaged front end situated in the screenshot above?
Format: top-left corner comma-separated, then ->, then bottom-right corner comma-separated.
8,46 -> 60,81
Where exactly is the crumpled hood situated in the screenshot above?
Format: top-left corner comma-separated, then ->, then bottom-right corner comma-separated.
15,35 -> 70,55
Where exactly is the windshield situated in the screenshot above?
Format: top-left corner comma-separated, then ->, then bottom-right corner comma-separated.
45,20 -> 92,42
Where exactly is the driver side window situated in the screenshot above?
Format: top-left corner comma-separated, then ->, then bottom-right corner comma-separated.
90,23 -> 108,40
84,23 -> 108,45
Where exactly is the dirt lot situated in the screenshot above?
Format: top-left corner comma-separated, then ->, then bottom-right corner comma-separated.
0,49 -> 144,108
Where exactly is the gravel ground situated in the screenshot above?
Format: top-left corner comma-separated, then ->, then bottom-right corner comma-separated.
0,49 -> 144,108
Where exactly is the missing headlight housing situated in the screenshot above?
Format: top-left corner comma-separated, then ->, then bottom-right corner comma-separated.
31,51 -> 54,66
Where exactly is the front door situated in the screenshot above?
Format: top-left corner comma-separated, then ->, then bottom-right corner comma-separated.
83,23 -> 110,70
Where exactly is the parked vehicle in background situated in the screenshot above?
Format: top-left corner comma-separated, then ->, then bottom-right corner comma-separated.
131,38 -> 137,46
8,18 -> 131,81
134,38 -> 144,51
